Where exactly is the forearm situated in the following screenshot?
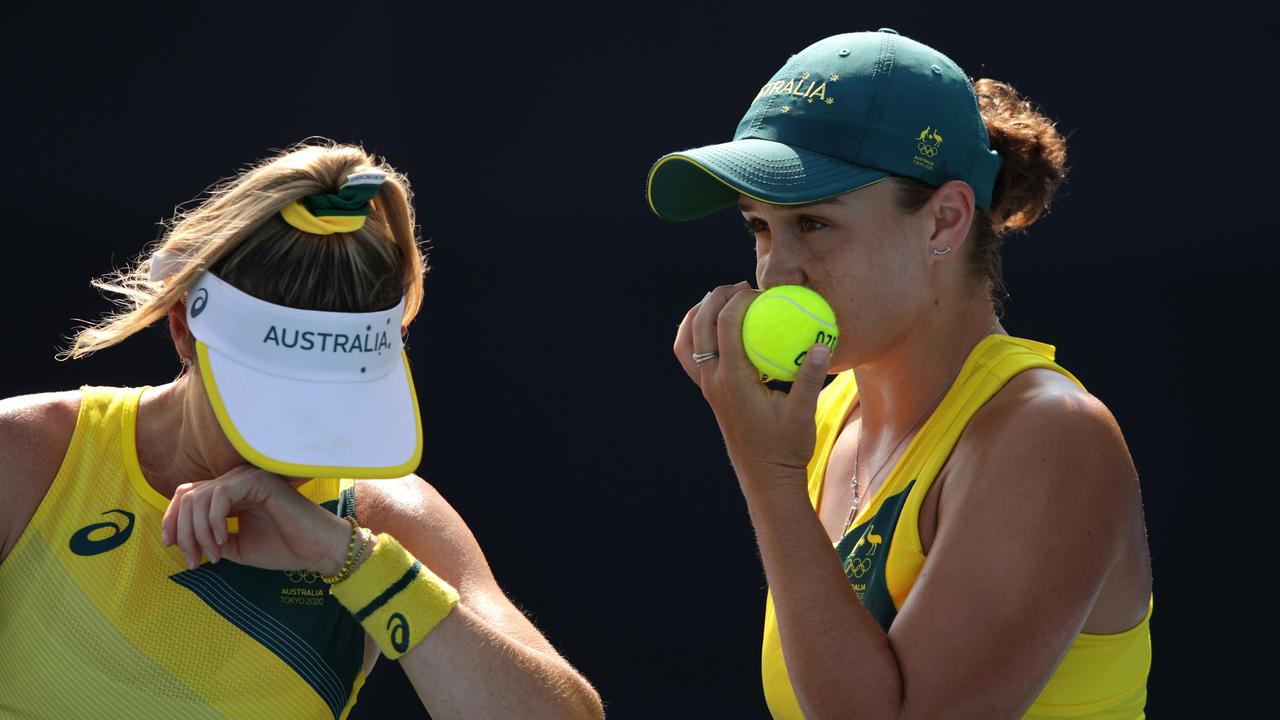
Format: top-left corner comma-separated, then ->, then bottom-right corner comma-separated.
323,529 -> 601,720
399,600 -> 603,720
743,474 -> 904,720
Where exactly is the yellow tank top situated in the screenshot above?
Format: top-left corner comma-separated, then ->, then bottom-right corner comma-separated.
761,334 -> 1153,719
0,386 -> 370,719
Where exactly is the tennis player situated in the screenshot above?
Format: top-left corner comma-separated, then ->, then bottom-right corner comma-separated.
649,30 -> 1152,719
0,141 -> 603,719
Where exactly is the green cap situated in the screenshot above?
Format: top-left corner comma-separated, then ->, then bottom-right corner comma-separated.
647,29 -> 1002,221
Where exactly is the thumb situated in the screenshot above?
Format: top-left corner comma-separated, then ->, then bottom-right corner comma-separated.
218,531 -> 244,564
787,343 -> 831,410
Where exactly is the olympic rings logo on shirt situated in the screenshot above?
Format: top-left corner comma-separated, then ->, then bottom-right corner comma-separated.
284,569 -> 322,584
843,556 -> 873,579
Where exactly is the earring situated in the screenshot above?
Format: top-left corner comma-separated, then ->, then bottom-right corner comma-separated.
932,246 -> 952,256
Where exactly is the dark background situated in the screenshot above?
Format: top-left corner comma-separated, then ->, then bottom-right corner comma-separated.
4,2 -> 1266,717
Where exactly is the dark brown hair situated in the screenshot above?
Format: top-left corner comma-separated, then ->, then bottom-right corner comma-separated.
890,78 -> 1069,317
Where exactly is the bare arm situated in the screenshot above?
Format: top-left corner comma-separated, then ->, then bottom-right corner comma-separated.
353,476 -> 604,720
0,391 -> 81,564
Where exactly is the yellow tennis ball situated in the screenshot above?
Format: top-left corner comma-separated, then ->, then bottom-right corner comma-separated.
742,285 -> 839,382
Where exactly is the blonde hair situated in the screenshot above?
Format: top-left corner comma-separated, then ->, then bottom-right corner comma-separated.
63,139 -> 427,359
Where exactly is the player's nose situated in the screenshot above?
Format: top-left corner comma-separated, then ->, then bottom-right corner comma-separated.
758,243 -> 807,289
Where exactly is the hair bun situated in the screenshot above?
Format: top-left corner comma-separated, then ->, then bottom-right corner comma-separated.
975,78 -> 1069,235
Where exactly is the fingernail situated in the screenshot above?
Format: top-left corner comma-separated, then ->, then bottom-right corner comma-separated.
810,344 -> 831,364
161,530 -> 169,546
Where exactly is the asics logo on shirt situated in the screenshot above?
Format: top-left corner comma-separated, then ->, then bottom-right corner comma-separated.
69,509 -> 136,556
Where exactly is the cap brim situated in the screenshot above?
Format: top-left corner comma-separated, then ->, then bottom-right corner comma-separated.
197,342 -> 423,479
646,138 -> 890,222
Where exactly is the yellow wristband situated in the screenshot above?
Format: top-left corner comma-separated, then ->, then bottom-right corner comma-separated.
329,532 -> 459,659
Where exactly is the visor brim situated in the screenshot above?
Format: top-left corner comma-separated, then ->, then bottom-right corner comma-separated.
197,342 -> 423,479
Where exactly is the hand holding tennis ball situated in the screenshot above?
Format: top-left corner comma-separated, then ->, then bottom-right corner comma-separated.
741,285 -> 839,382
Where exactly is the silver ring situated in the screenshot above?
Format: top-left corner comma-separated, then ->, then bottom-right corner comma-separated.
692,351 -> 720,366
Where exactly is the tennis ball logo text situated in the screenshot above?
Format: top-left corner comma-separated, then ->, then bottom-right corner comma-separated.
792,330 -> 839,367
261,326 -> 393,353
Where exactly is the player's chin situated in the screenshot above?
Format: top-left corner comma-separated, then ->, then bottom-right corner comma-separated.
824,348 -> 853,374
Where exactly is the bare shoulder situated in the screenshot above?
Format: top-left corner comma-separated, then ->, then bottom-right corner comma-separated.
352,475 -> 563,656
352,476 -> 496,595
0,390 -> 84,479
352,474 -> 442,531
982,366 -> 1110,417
957,367 -> 1137,505
887,369 -> 1148,716
0,390 -> 85,562
942,365 -> 1143,573
971,367 -> 1134,472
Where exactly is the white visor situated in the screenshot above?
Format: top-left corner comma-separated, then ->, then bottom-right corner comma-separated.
187,272 -> 422,479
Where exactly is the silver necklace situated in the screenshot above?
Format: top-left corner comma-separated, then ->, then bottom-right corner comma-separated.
842,319 -> 1001,536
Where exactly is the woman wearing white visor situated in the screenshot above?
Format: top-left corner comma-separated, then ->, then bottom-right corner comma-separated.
0,141 -> 603,719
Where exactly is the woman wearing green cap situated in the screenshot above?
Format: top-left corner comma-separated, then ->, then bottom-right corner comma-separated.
0,140 -> 603,719
650,30 -> 1152,719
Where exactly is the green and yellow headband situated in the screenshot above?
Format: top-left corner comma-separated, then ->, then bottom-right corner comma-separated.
279,170 -> 388,235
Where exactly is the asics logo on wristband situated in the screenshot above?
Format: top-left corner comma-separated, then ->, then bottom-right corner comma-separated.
387,613 -> 410,653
